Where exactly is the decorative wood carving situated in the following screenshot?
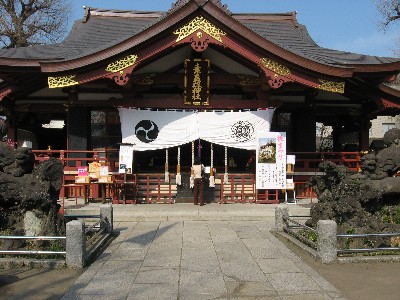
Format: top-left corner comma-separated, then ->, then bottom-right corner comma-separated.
260,58 -> 291,76
190,32 -> 211,51
15,104 -> 30,112
237,74 -> 259,86
268,75 -> 284,89
104,55 -> 139,86
105,55 -> 138,73
174,16 -> 226,51
317,79 -> 345,94
48,75 -> 79,88
133,74 -> 155,85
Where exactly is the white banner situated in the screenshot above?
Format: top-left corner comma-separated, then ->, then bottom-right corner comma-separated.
197,110 -> 274,150
119,108 -> 274,151
119,108 -> 198,151
256,132 -> 286,189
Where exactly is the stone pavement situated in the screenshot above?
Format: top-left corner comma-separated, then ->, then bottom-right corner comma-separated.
62,202 -> 346,300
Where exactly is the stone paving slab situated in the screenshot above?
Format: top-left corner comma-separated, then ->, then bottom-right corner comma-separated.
62,215 -> 345,299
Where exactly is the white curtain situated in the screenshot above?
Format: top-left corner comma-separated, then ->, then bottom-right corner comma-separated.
118,108 -> 274,151
118,108 -> 198,151
197,110 -> 274,150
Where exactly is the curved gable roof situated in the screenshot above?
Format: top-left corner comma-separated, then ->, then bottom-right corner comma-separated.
0,0 -> 398,75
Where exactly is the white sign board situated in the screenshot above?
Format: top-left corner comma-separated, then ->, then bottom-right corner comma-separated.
119,144 -> 134,174
256,132 -> 286,190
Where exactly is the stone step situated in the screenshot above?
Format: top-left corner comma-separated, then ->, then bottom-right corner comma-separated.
64,201 -> 312,222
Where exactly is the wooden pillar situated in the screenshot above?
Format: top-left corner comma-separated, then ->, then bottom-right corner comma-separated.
67,106 -> 88,166
293,108 -> 316,152
359,116 -> 370,152
332,124 -> 342,152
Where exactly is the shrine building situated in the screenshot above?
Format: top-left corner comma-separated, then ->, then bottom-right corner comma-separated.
1,0 -> 400,203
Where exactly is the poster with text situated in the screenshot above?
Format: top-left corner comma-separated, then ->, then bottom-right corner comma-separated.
256,132 -> 286,190
119,144 -> 134,174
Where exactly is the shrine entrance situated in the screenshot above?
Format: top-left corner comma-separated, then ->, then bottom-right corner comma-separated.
134,140 -> 253,203
135,140 -> 251,173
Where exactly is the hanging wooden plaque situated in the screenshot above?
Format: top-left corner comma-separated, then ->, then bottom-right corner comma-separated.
184,59 -> 210,105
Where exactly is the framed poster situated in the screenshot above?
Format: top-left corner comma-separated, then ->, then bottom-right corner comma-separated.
119,144 -> 134,174
256,132 -> 286,189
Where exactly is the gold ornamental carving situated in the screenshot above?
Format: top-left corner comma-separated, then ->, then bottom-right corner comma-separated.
237,74 -> 259,86
105,55 -> 138,73
15,104 -> 30,112
174,16 -> 226,43
317,79 -> 345,94
48,75 -> 79,88
133,74 -> 155,85
260,58 -> 291,76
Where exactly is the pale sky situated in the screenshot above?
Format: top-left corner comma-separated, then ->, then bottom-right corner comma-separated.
71,0 -> 400,57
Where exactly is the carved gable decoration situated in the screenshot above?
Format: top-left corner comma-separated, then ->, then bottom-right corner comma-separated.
174,16 -> 226,51
184,59 -> 210,106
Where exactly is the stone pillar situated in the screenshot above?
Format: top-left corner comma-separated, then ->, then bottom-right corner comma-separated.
275,205 -> 289,232
24,211 -> 42,236
100,204 -> 113,233
316,220 -> 337,264
66,220 -> 86,268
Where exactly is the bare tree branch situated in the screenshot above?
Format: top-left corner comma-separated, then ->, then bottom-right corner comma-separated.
376,0 -> 400,28
0,0 -> 70,48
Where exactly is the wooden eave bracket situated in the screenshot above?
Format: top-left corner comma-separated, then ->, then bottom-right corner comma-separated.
256,56 -> 346,94
0,87 -> 13,102
375,97 -> 400,111
47,54 -> 141,88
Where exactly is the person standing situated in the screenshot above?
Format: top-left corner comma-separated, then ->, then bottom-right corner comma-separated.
192,156 -> 205,206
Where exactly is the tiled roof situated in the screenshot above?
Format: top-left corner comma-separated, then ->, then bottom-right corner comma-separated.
0,6 -> 398,67
238,14 -> 399,66
0,8 -> 163,61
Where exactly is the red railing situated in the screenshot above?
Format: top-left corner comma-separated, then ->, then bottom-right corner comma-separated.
32,148 -> 120,171
32,149 -> 364,202
219,173 -> 255,203
287,152 -> 362,172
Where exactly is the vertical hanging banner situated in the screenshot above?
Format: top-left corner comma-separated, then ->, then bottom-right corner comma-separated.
256,132 -> 286,190
119,144 -> 134,174
184,59 -> 210,106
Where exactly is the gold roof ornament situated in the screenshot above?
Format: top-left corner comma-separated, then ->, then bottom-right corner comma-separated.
237,74 -> 259,86
317,79 -> 345,94
260,58 -> 291,76
48,75 -> 79,88
105,55 -> 138,73
174,16 -> 226,43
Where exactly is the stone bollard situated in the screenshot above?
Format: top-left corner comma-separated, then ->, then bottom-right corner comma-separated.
317,220 -> 337,264
100,204 -> 113,233
275,205 -> 289,232
66,220 -> 86,268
